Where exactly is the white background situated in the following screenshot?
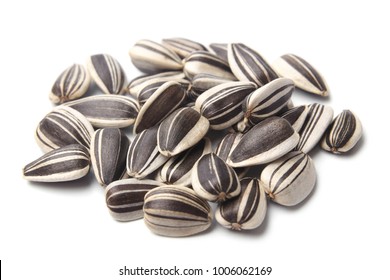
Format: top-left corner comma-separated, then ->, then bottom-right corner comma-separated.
0,0 -> 388,279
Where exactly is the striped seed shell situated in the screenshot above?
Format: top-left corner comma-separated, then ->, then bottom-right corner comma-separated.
183,51 -> 236,80
279,105 -> 309,132
49,64 -> 90,104
189,73 -> 234,101
260,151 -> 316,206
227,117 -> 299,167
227,43 -> 279,87
133,81 -> 187,134
162,37 -> 207,59
209,43 -> 228,61
138,79 -> 190,105
159,138 -> 212,186
126,126 -> 169,178
321,110 -> 362,154
90,128 -> 130,187
86,54 -> 126,95
272,54 -> 329,96
157,107 -> 210,157
35,106 -> 94,153
295,103 -> 334,153
195,81 -> 256,130
216,178 -> 267,231
143,185 -> 212,237
65,95 -> 139,128
192,153 -> 241,202
23,144 -> 90,182
105,178 -> 164,221
129,39 -> 183,74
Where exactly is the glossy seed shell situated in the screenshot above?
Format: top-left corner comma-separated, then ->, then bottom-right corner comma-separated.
138,79 -> 190,105
209,43 -> 228,61
162,37 -> 207,59
190,73 -> 234,100
279,105 -> 309,132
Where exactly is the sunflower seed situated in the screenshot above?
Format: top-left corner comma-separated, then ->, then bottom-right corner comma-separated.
162,37 -> 207,59
189,73 -> 234,100
321,110 -> 363,154
23,144 -> 90,182
209,43 -> 228,61
215,178 -> 267,231
157,107 -> 209,157
138,79 -> 190,105
227,117 -> 299,167
279,105 -> 309,132
227,43 -> 278,87
126,126 -> 169,178
105,178 -> 164,221
295,103 -> 334,153
64,95 -> 139,128
192,153 -> 241,202
159,138 -> 212,186
133,81 -> 187,134
49,64 -> 91,104
143,185 -> 212,237
86,54 -> 126,95
183,51 -> 236,80
35,107 -> 94,153
260,151 -> 316,206
195,81 -> 256,130
129,39 -> 183,74
272,54 -> 329,96
90,128 -> 130,187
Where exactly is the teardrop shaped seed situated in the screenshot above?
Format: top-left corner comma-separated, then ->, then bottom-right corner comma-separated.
260,151 -> 316,206
159,138 -> 212,186
295,103 -> 334,153
143,185 -> 212,237
321,110 -> 363,154
138,79 -> 190,105
192,153 -> 241,202
227,117 -> 299,167
216,178 -> 267,231
162,37 -> 207,59
65,95 -> 139,128
35,106 -> 94,153
227,43 -> 279,87
279,105 -> 309,132
189,73 -> 234,101
105,178 -> 164,221
23,144 -> 90,182
272,54 -> 329,96
129,39 -> 183,74
90,128 -> 130,187
86,54 -> 126,95
209,43 -> 228,61
49,64 -> 91,104
157,107 -> 210,157
126,126 -> 169,178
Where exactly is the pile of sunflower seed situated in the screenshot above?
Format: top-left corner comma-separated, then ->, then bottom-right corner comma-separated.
23,38 -> 363,237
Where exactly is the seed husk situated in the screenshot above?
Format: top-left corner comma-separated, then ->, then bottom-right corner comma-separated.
279,105 -> 309,132
143,185 -> 212,237
216,178 -> 267,231
86,54 -> 126,95
209,43 -> 228,61
321,110 -> 362,154
260,151 -> 316,206
49,64 -> 91,104
162,37 -> 207,59
272,53 -> 329,96
138,79 -> 190,105
23,144 -> 90,182
189,73 -> 234,100
105,178 -> 164,221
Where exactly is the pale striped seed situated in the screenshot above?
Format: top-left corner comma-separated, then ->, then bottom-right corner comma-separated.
272,54 -> 329,96
216,178 -> 267,231
138,79 -> 190,105
227,43 -> 279,87
183,51 -> 236,80
64,95 -> 139,128
189,73 -> 234,101
143,185 -> 212,237
227,117 -> 299,167
157,107 -> 210,157
105,178 -> 164,222
49,64 -> 91,104
159,138 -> 212,186
162,37 -> 207,59
195,81 -> 256,130
295,103 -> 334,153
23,144 -> 90,182
86,54 -> 126,95
90,128 -> 130,187
133,81 -> 188,134
129,39 -> 183,74
279,105 -> 309,132
321,110 -> 362,154
209,43 -> 228,61
260,151 -> 316,206
126,126 -> 169,178
35,106 -> 94,153
192,153 -> 241,202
